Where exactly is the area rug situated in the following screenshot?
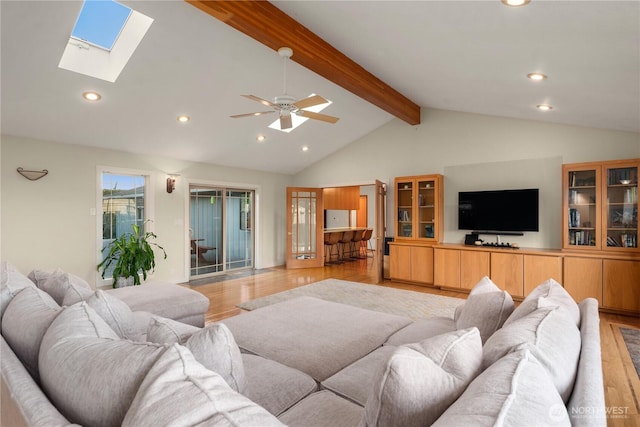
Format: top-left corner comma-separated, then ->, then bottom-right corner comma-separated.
237,279 -> 465,320
620,326 -> 640,377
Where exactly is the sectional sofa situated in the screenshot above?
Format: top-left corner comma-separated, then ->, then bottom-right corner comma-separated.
1,262 -> 605,426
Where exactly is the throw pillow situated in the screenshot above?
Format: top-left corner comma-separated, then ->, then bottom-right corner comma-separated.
432,348 -> 569,426
38,303 -> 167,427
1,268 -> 37,319
27,269 -> 53,287
361,327 -> 483,427
147,315 -> 199,344
483,304 -> 581,403
122,344 -> 284,427
86,290 -> 137,340
1,286 -> 61,383
147,316 -> 246,392
37,268 -> 91,305
455,276 -> 514,343
506,278 -> 580,328
61,282 -> 94,306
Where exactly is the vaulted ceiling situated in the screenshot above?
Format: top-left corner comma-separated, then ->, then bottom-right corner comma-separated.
1,1 -> 638,175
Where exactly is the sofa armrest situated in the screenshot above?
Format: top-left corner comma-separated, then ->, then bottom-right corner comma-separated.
567,298 -> 606,427
1,337 -> 77,427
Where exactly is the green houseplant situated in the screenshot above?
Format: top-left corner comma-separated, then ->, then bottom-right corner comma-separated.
97,221 -> 167,287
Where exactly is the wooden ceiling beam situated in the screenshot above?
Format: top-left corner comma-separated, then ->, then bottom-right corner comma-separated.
186,0 -> 421,125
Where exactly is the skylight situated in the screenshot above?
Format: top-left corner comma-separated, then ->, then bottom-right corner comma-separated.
71,0 -> 132,51
59,1 -> 153,82
268,96 -> 333,133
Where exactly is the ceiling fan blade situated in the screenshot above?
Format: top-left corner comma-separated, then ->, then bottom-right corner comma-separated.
296,110 -> 339,124
230,111 -> 275,119
293,94 -> 329,110
242,94 -> 277,108
280,114 -> 293,130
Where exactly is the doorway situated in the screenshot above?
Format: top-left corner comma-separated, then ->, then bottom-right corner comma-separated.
189,185 -> 254,278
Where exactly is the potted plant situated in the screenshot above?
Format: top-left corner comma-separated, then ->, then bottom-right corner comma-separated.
97,221 -> 167,287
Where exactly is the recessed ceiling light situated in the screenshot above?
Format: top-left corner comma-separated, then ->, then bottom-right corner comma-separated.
501,0 -> 531,6
301,145 -> 309,152
536,104 -> 553,111
177,115 -> 190,123
256,135 -> 266,142
527,73 -> 547,81
82,91 -> 101,101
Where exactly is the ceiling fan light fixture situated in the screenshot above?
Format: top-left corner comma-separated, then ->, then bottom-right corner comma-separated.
231,48 -> 339,132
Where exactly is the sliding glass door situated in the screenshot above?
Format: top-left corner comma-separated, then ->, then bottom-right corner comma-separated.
189,185 -> 254,278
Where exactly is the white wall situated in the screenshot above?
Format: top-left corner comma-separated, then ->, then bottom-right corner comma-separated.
1,135 -> 292,285
293,108 -> 640,249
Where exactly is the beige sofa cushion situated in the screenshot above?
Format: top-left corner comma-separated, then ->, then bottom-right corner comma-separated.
483,304 -> 581,402
147,316 -> 246,392
38,303 -> 167,427
223,296 -> 412,381
506,278 -> 580,328
122,343 -> 284,426
455,276 -> 514,343
433,348 -> 569,426
361,327 -> 483,427
1,286 -> 61,382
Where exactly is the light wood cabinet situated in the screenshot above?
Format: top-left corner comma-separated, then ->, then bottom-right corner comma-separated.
389,244 -> 411,282
563,159 -> 639,252
523,254 -> 563,295
394,174 -> 443,243
460,251 -> 490,290
491,252 -> 524,297
563,257 -> 603,305
389,243 -> 433,285
323,186 -> 359,210
603,259 -> 640,312
434,248 -> 460,288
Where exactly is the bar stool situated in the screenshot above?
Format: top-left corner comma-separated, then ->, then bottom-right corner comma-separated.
350,229 -> 365,258
324,231 -> 342,264
360,229 -> 373,257
338,230 -> 355,261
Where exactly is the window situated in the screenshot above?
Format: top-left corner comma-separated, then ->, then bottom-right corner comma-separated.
100,171 -> 147,280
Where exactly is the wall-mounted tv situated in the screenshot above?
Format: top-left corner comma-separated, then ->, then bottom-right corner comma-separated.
458,188 -> 539,233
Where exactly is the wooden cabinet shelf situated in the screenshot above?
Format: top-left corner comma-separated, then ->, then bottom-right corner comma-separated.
563,159 -> 639,252
394,174 -> 443,242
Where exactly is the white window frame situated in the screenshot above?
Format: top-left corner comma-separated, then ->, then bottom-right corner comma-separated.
96,166 -> 155,288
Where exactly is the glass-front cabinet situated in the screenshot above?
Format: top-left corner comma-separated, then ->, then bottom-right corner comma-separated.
563,159 -> 639,252
564,165 -> 599,248
605,163 -> 638,250
394,174 -> 443,242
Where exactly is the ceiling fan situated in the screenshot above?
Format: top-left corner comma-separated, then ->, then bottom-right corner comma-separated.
230,47 -> 339,130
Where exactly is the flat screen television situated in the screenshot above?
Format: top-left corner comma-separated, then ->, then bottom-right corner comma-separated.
458,188 -> 539,233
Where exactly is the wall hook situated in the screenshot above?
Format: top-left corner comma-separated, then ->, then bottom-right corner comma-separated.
17,167 -> 48,181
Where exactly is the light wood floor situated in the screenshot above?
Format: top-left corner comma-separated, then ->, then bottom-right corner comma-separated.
186,257 -> 640,426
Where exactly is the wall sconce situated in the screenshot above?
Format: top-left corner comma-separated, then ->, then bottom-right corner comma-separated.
166,174 -> 179,193
17,167 -> 48,181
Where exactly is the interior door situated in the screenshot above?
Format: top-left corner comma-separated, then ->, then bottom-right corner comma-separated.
286,187 -> 324,269
375,180 -> 386,283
